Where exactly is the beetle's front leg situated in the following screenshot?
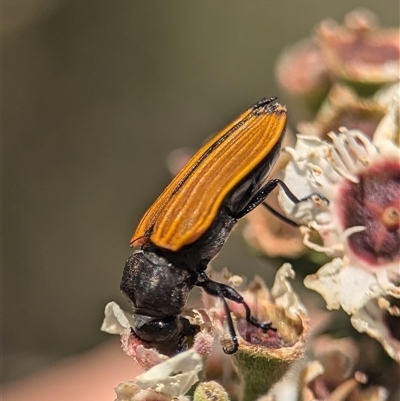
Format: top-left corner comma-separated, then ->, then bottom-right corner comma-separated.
195,271 -> 275,354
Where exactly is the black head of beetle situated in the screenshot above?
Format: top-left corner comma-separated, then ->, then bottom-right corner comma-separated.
120,250 -> 200,354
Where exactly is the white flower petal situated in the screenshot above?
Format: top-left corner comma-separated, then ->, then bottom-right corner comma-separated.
302,224 -> 344,258
351,301 -> 400,362
373,82 -> 400,150
304,259 -> 379,314
271,263 -> 306,318
135,349 -> 203,397
280,137 -> 334,226
302,360 -> 325,384
374,269 -> 400,297
101,301 -> 134,334
281,130 -> 380,224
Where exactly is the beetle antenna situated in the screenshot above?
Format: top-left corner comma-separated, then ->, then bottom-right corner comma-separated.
235,178 -> 329,220
262,202 -> 299,226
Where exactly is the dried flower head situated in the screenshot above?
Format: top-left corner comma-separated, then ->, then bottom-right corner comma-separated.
267,335 -> 395,401
202,264 -> 309,399
275,9 -> 400,125
275,38 -> 331,120
298,85 -> 387,141
317,9 -> 400,86
276,39 -> 329,98
299,360 -> 387,401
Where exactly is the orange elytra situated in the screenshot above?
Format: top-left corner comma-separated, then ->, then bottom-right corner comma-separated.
131,98 -> 287,252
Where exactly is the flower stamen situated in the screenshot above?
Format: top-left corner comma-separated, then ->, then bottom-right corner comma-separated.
381,205 -> 400,231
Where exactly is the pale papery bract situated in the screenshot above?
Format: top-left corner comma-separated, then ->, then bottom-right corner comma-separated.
101,301 -> 135,335
134,349 -> 203,397
114,380 -> 190,401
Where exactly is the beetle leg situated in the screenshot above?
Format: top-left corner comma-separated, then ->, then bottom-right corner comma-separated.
195,276 -> 238,354
196,271 -> 275,354
234,178 -> 329,219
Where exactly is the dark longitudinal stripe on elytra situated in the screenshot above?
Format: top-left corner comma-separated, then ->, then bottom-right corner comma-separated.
169,104 -> 277,198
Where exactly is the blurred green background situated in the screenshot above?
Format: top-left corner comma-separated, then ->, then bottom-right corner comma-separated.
3,0 -> 399,383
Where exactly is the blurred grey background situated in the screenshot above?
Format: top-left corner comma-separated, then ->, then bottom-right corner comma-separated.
3,0 -> 399,383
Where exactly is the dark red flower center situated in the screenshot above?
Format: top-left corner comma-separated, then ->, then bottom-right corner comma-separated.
339,159 -> 400,266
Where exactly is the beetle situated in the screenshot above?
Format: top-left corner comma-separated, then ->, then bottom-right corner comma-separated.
121,97 -> 312,354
